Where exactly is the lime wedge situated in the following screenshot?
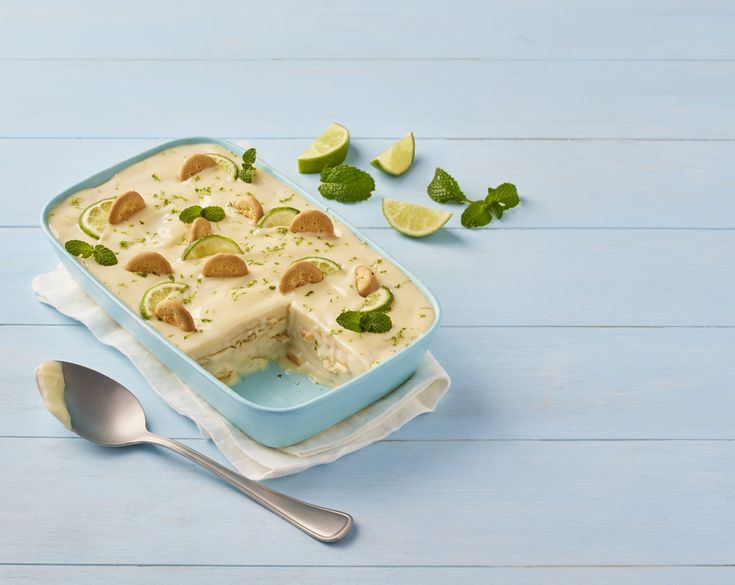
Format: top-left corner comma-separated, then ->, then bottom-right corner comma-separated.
139,281 -> 189,320
294,256 -> 341,274
297,123 -> 350,174
182,235 -> 243,259
257,206 -> 300,228
78,197 -> 115,239
371,132 -> 415,176
361,286 -> 393,312
206,153 -> 239,179
382,198 -> 452,238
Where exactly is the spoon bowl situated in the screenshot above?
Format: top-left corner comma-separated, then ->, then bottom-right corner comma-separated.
35,360 -> 353,542
51,363 -> 148,446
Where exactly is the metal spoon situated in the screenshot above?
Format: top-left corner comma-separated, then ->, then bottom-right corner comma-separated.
35,360 -> 353,543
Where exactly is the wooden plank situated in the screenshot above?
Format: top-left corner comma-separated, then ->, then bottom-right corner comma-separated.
10,228 -> 735,326
2,0 -> 733,60
7,138 -> 735,229
1,61 -> 734,138
2,566 -> 735,585
1,438 -> 733,565
5,325 -> 735,441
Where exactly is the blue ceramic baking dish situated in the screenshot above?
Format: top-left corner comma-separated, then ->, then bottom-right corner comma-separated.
41,137 -> 442,447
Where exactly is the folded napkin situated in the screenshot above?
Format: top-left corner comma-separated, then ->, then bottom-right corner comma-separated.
32,265 -> 451,479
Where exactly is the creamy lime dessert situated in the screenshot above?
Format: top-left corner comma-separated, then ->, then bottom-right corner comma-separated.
48,143 -> 435,387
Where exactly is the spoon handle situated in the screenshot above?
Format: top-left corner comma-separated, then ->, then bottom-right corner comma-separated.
144,433 -> 353,542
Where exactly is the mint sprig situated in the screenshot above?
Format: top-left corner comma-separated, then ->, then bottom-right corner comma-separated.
93,245 -> 118,266
461,183 -> 520,228
238,148 -> 257,183
426,168 -> 520,228
427,168 -> 468,204
201,206 -> 225,222
336,310 -> 392,333
65,240 -> 118,266
318,165 -> 375,203
179,205 -> 225,224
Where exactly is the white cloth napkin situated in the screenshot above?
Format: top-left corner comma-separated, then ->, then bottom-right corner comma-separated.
32,265 -> 451,479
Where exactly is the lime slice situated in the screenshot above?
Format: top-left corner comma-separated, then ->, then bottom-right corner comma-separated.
139,281 -> 189,320
382,198 -> 452,238
182,235 -> 243,259
206,153 -> 239,179
78,197 -> 115,239
297,123 -> 350,174
256,206 -> 300,228
370,132 -> 415,176
361,286 -> 393,312
294,256 -> 341,274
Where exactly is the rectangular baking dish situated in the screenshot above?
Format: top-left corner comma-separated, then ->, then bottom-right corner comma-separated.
41,137 -> 442,447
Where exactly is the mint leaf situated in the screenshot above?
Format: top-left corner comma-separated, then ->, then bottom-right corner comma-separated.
336,310 -> 392,333
318,165 -> 375,203
242,148 -> 256,167
427,168 -> 468,204
461,200 -> 493,228
201,206 -> 225,222
239,148 -> 257,183
93,244 -> 118,266
361,310 -> 392,333
489,202 -> 504,219
486,182 -> 519,210
179,205 -> 203,224
65,240 -> 94,258
336,310 -> 364,332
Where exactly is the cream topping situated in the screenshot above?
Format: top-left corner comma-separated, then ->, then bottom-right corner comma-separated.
35,361 -> 72,429
48,143 -> 435,380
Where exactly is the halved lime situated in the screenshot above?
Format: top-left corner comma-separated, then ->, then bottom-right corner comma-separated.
382,198 -> 452,238
297,123 -> 350,174
256,206 -> 300,228
361,286 -> 393,312
182,234 -> 243,259
294,256 -> 341,274
78,197 -> 115,239
370,132 -> 415,176
139,281 -> 189,320
206,153 -> 239,179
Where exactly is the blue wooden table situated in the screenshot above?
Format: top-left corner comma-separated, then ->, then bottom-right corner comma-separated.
2,1 -> 734,582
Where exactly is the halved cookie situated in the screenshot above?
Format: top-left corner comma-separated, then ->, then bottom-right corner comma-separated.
202,253 -> 248,277
155,300 -> 196,332
279,260 -> 324,293
179,154 -> 217,181
189,217 -> 211,242
288,209 -> 335,236
124,251 -> 173,274
108,191 -> 145,225
354,265 -> 378,297
234,194 -> 264,223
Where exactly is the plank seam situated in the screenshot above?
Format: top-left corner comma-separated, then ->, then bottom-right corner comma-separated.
0,563 -> 733,568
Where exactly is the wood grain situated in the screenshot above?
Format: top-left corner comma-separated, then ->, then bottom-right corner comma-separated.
2,438 -> 734,566
2,61 -> 734,138
2,566 -> 735,585
6,325 -> 735,440
2,0 -> 733,60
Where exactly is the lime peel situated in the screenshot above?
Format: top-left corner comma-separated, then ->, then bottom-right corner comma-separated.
181,234 -> 243,259
381,198 -> 452,238
78,197 -> 115,239
371,132 -> 415,177
298,123 -> 350,174
139,281 -> 189,320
